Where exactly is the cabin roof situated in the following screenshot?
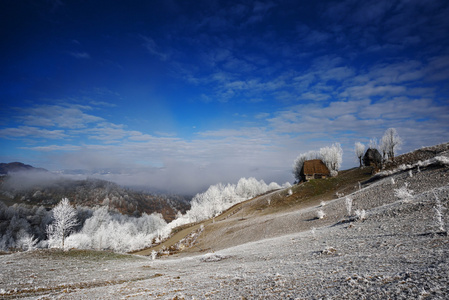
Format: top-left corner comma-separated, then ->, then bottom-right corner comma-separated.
302,159 -> 330,175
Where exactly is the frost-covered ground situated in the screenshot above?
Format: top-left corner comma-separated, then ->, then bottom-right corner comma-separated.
1,161 -> 448,299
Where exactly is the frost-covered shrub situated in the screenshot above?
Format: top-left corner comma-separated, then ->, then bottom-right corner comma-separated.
65,206 -> 168,253
345,197 -> 353,216
200,253 -> 229,262
310,227 -> 316,238
394,183 -> 414,201
433,191 -> 446,234
151,250 -> 157,260
317,210 -> 325,219
17,230 -> 38,251
355,209 -> 366,221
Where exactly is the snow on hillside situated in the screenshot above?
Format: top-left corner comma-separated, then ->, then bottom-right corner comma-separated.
1,155 -> 448,299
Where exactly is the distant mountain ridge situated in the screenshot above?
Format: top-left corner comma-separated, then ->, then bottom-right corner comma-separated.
0,162 -> 190,221
0,162 -> 48,174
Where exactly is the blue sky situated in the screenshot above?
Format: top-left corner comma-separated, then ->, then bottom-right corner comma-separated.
1,0 -> 449,194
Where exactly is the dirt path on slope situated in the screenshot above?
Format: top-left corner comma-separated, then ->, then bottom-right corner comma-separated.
132,190 -> 282,256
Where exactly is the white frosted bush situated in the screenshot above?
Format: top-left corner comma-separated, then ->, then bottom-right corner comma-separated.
433,191 -> 446,233
151,250 -> 157,260
394,183 -> 414,201
310,227 -> 316,238
345,197 -> 353,216
17,230 -> 38,251
317,210 -> 325,219
66,206 -> 167,253
355,209 -> 366,221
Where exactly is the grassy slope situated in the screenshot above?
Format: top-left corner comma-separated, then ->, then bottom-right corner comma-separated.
134,167 -> 373,256
184,167 -> 373,254
263,167 -> 373,214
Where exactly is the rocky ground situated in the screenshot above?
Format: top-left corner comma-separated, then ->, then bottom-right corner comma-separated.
0,152 -> 448,299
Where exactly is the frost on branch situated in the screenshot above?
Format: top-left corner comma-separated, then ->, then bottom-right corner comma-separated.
316,209 -> 326,219
46,198 -> 79,249
380,128 -> 402,161
170,177 -> 283,226
320,143 -> 343,174
345,197 -> 353,216
354,142 -> 365,168
394,183 -> 414,202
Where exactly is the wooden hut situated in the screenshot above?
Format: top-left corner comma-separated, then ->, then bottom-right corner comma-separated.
301,159 -> 330,181
363,148 -> 382,172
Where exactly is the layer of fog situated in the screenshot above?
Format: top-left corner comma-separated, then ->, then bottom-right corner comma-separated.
53,162 -> 292,195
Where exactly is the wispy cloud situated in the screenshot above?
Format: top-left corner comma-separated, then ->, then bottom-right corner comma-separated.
20,144 -> 82,151
69,51 -> 90,59
0,126 -> 67,139
141,35 -> 168,61
18,104 -> 104,129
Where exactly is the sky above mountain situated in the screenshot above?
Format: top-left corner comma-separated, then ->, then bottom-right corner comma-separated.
1,0 -> 449,194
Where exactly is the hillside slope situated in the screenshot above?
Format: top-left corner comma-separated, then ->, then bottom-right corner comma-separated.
134,143 -> 449,257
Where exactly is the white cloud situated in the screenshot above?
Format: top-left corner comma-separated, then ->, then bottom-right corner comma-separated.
255,112 -> 270,119
0,126 -> 67,139
19,104 -> 104,129
21,144 -> 82,151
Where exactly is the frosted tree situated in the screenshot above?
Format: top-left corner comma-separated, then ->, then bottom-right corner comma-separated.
320,143 -> 343,175
354,142 -> 365,168
381,128 -> 402,160
379,136 -> 388,160
17,230 -> 38,251
46,198 -> 79,249
368,138 -> 378,150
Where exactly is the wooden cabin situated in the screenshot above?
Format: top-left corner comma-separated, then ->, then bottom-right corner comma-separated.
363,148 -> 383,173
301,159 -> 330,181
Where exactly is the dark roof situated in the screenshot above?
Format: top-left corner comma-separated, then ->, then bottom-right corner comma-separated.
302,159 -> 330,175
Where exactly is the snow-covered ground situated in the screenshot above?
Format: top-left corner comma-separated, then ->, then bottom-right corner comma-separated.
1,161 -> 448,299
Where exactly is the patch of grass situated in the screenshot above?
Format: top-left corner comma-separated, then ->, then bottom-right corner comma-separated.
263,167 -> 372,213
